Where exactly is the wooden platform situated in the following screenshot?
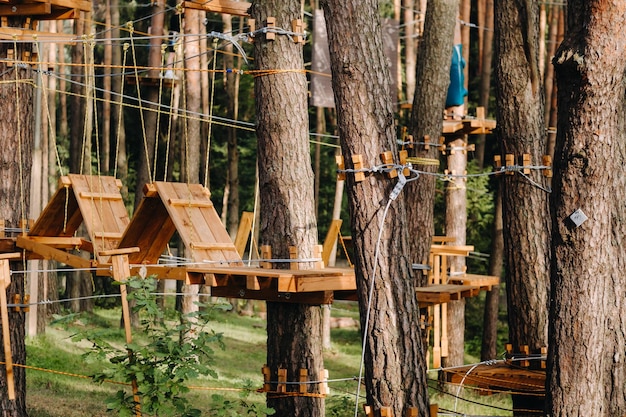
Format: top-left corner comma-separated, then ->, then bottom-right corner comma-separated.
18,174 -> 130,265
442,108 -> 496,135
444,362 -> 545,395
0,0 -> 90,20
183,0 -> 250,16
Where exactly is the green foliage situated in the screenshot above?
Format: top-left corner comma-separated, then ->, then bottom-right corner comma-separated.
209,381 -> 275,416
326,395 -> 356,417
69,277 -> 230,416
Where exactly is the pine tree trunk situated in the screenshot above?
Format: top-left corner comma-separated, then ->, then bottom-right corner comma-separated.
251,2 -> 325,415
474,0 -> 494,168
0,37 -> 34,417
548,1 -> 626,415
494,0 -> 550,413
443,136 -> 467,369
321,0 -> 430,415
407,0 -> 458,285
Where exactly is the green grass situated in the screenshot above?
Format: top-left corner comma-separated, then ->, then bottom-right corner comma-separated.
25,302 -> 512,416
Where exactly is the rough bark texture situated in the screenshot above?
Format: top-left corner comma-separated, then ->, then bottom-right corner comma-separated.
250,1 -> 324,416
407,0 -> 457,285
494,0 -> 550,413
443,137 -> 467,369
320,1 -> 430,415
475,0 -> 494,168
0,42 -> 33,417
548,1 -> 626,415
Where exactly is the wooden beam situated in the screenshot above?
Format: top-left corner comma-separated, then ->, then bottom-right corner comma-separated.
321,219 -> 342,266
0,3 -> 51,16
183,0 -> 250,16
16,236 -> 94,269
233,211 -> 253,257
210,286 -> 334,304
110,254 -> 141,416
0,258 -> 15,399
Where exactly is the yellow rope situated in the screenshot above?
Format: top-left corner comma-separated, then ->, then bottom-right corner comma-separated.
33,39 -> 64,178
12,36 -> 27,232
203,39 -> 218,188
114,43 -> 130,178
128,21 -> 153,182
152,44 -> 168,183
406,156 -> 440,166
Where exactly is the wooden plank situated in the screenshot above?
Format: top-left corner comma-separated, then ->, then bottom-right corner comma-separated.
118,194 -> 176,264
29,176 -> 82,237
449,273 -> 499,288
189,242 -> 236,251
110,254 -> 141,415
30,0 -> 91,12
0,3 -> 51,15
69,175 -> 130,260
0,259 -> 15,399
321,219 -> 342,267
168,198 -> 213,208
16,236 -> 94,269
289,274 -> 357,292
183,0 -> 250,16
233,211 -> 253,257
27,236 -> 85,248
430,244 -> 474,257
210,286 -> 334,304
155,182 -> 241,265
0,27 -> 78,42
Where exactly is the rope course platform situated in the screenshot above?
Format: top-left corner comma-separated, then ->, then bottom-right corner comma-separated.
442,345 -> 547,397
182,0 -> 250,16
0,0 -> 90,23
442,107 -> 496,135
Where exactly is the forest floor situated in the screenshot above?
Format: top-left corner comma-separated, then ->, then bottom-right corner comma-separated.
24,299 -> 512,416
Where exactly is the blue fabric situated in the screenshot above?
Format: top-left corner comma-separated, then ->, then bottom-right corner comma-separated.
445,44 -> 468,107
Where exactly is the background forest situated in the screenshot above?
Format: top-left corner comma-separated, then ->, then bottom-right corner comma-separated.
9,0 -> 624,415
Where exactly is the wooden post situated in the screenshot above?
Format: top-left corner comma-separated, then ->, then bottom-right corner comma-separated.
289,246 -> 299,270
277,368 -> 287,393
321,219 -> 342,266
233,211 -> 254,257
0,254 -> 20,400
429,403 -> 438,417
262,365 -> 271,392
299,368 -> 307,394
261,245 -> 272,269
363,405 -> 374,417
108,250 -> 141,416
406,407 -> 418,417
320,369 -> 329,395
380,406 -> 393,416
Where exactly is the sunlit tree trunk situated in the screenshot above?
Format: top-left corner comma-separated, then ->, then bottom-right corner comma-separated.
251,1 -> 325,415
548,1 -> 626,415
408,0 -> 457,285
321,0 -> 430,415
0,34 -> 34,417
495,0 -> 550,413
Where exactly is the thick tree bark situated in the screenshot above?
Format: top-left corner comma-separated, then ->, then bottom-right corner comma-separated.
443,137 -> 467,369
548,1 -> 626,415
494,0 -> 550,413
407,0 -> 457,285
0,39 -> 33,417
321,1 -> 430,415
251,1 -> 324,416
474,0 -> 494,168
